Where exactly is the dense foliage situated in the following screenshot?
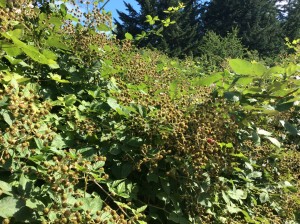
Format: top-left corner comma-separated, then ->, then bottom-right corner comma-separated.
202,0 -> 284,56
282,0 -> 300,42
196,28 -> 255,72
116,0 -> 300,58
0,0 -> 299,224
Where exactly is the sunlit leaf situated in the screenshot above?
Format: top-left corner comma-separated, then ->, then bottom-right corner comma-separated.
60,3 -> 68,17
1,111 -> 12,126
196,72 -> 223,86
229,59 -> 267,76
0,196 -> 25,218
256,128 -> 272,136
259,191 -> 269,203
226,203 -> 241,214
125,32 -> 133,40
0,181 -> 12,196
265,136 -> 281,148
97,24 -> 111,32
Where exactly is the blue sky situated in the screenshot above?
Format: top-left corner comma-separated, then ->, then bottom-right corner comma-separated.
104,0 -> 140,21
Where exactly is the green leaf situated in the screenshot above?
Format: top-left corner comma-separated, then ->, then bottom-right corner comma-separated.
22,47 -> 46,64
19,173 -> 32,195
286,63 -> 299,76
46,36 -> 69,50
197,73 -> 223,86
259,191 -> 269,203
107,97 -> 120,111
280,120 -> 299,136
125,32 -> 133,40
266,66 -> 285,76
42,49 -> 57,60
247,171 -> 262,179
256,128 -> 272,136
2,43 -> 22,57
92,161 -> 105,170
117,181 -> 126,194
51,134 -> 66,149
136,31 -> 147,40
78,197 -> 102,213
230,152 -> 248,160
120,163 -> 132,178
229,59 -> 252,75
64,94 -> 77,106
7,36 -> 50,65
0,196 -> 25,218
228,189 -> 247,200
226,203 -> 241,214
222,191 -> 230,204
0,181 -> 12,196
169,212 -> 189,224
107,98 -> 129,117
276,102 -> 294,112
1,111 -> 12,126
265,136 -> 281,148
103,45 -> 111,52
49,73 -> 69,83
0,72 -> 29,83
160,178 -> 170,195
252,131 -> 261,146
8,29 -> 23,39
26,198 -> 44,210
0,0 -> 6,8
235,77 -> 253,85
28,155 -> 44,163
225,143 -> 233,148
97,24 -> 111,31
249,62 -> 267,76
34,138 -> 44,149
146,15 -> 155,25
65,14 -> 79,22
49,16 -> 62,27
229,59 -> 267,76
60,3 -> 68,17
47,59 -> 60,69
4,55 -> 23,65
147,173 -> 158,183
136,205 -> 147,214
115,201 -> 132,210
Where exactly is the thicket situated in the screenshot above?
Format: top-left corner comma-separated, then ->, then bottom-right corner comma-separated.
0,0 -> 299,224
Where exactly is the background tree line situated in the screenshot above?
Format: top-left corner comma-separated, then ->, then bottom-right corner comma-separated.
115,0 -> 300,60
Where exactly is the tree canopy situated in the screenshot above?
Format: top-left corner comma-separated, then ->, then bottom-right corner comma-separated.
202,0 -> 285,56
283,0 -> 300,41
115,0 -> 300,57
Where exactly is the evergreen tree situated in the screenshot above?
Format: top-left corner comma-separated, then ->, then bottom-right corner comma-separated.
202,0 -> 284,56
283,0 -> 300,41
114,0 -> 203,58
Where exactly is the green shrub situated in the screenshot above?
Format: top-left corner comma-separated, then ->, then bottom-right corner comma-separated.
197,28 -> 259,72
0,1 -> 299,223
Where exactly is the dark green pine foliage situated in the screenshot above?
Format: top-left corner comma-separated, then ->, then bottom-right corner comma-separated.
115,0 -> 202,58
283,0 -> 300,41
202,0 -> 284,56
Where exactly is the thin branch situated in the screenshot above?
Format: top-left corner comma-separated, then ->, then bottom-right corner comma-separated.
99,0 -> 111,11
93,180 -> 132,221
